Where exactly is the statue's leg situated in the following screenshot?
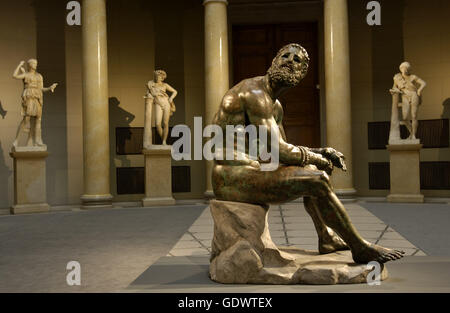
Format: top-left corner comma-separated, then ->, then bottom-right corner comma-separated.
154,104 -> 163,141
213,164 -> 405,264
303,196 -> 348,254
13,117 -> 27,147
26,117 -> 34,146
411,97 -> 419,140
35,116 -> 44,146
314,188 -> 404,263
401,96 -> 412,137
161,105 -> 170,145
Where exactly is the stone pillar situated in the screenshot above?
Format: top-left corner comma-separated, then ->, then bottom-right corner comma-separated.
203,0 -> 229,197
387,144 -> 424,203
10,149 -> 50,214
80,0 -> 112,209
143,97 -> 153,150
324,0 -> 356,199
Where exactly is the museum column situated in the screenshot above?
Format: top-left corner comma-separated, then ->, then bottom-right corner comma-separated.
324,0 -> 356,199
80,0 -> 113,209
203,0 -> 229,197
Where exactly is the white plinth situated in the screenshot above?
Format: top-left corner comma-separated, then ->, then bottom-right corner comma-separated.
387,143 -> 424,203
142,146 -> 176,207
10,147 -> 50,214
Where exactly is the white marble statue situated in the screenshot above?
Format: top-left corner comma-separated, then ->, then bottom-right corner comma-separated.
12,59 -> 58,148
144,70 -> 177,146
389,61 -> 426,143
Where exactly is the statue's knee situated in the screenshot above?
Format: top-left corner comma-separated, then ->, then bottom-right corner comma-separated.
310,175 -> 331,197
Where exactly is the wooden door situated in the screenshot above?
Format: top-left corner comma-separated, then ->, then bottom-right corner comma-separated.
232,23 -> 320,148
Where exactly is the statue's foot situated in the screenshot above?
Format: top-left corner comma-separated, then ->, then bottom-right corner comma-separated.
352,241 -> 405,264
318,228 -> 349,254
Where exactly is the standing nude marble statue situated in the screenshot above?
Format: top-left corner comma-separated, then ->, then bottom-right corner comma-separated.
12,59 -> 57,148
389,62 -> 426,143
212,43 -> 405,265
145,70 -> 177,145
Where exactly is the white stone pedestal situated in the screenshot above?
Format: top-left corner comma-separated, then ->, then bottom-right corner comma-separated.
142,146 -> 176,207
10,147 -> 50,214
387,143 -> 424,203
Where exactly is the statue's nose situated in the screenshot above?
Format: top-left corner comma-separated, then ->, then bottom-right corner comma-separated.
286,54 -> 295,64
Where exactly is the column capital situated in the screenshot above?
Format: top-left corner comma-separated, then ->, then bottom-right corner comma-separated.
203,0 -> 228,6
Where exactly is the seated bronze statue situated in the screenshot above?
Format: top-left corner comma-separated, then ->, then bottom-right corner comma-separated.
212,43 -> 404,264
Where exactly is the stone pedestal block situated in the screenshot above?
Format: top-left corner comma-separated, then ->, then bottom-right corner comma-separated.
387,143 -> 424,203
10,148 -> 50,214
142,146 -> 175,207
209,200 -> 388,285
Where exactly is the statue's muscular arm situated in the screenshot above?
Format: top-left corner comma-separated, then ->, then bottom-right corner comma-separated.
165,83 -> 178,102
243,87 -> 309,166
412,75 -> 426,96
254,84 -> 344,172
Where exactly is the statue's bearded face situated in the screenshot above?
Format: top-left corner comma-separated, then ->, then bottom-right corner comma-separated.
267,44 -> 309,87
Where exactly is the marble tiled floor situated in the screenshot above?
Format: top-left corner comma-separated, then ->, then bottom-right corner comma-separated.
167,202 -> 426,257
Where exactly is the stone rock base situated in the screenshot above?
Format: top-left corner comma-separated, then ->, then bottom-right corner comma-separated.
209,200 -> 387,285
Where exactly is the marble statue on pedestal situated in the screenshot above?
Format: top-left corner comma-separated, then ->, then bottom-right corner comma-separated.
144,70 -> 177,146
209,43 -> 404,285
141,70 -> 177,207
12,59 -> 58,150
389,61 -> 426,144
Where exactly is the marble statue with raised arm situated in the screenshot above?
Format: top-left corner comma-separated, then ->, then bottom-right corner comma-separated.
145,70 -> 177,145
212,43 -> 405,265
389,61 -> 426,143
12,59 -> 57,148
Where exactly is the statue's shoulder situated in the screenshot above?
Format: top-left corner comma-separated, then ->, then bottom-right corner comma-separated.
34,72 -> 43,80
238,76 -> 265,96
394,73 -> 402,80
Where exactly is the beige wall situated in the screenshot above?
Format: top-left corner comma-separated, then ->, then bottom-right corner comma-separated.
349,0 -> 450,197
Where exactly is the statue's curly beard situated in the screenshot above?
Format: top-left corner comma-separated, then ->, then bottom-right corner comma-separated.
267,64 -> 305,88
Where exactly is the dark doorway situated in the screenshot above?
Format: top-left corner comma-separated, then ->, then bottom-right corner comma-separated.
232,23 -> 320,147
